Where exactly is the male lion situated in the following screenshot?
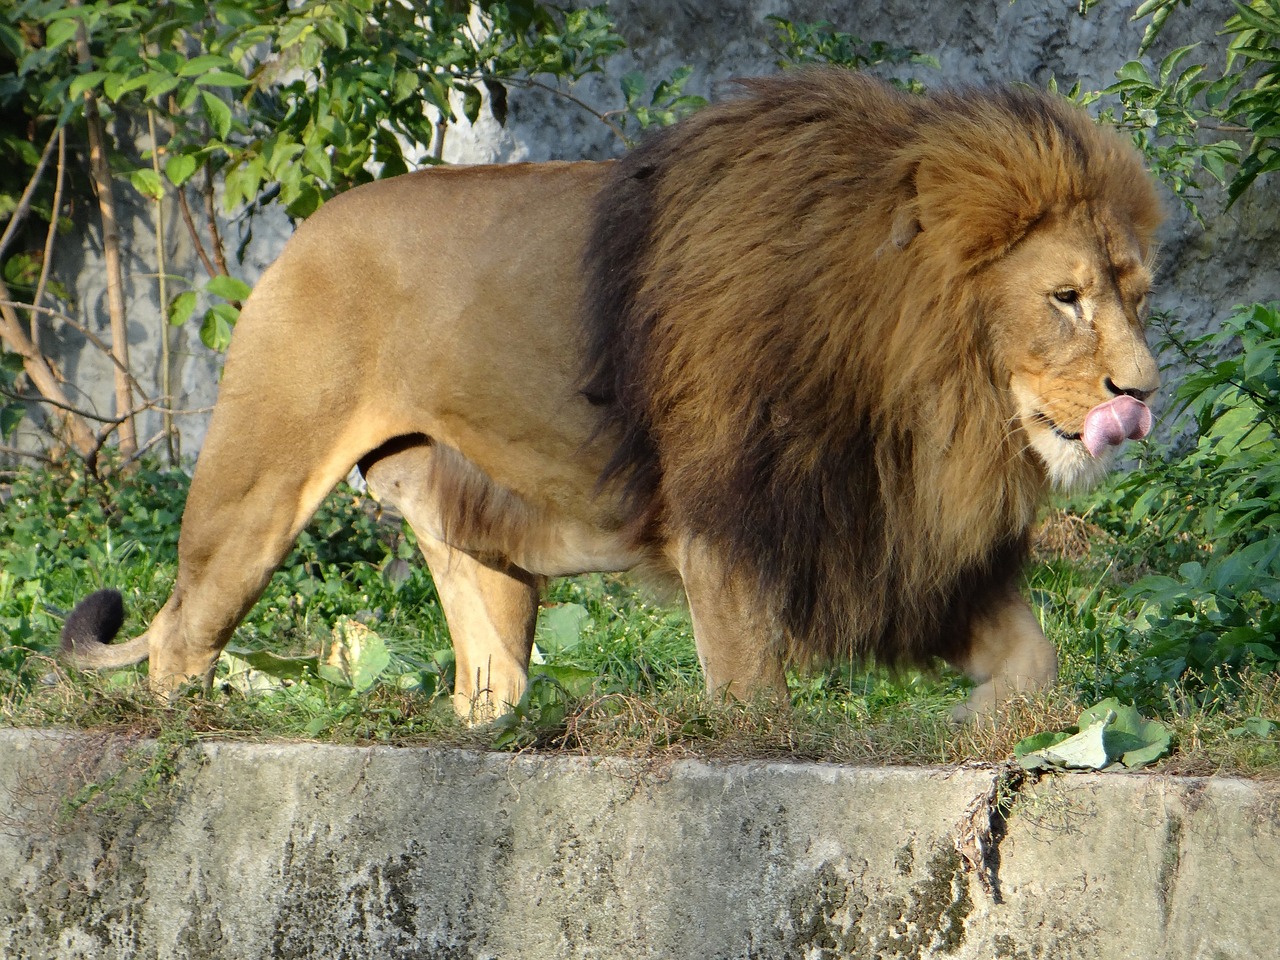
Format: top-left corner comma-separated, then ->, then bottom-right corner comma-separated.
62,70 -> 1163,720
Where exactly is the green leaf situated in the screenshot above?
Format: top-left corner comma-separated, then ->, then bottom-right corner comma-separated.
351,631 -> 391,694
202,91 -> 232,139
200,303 -> 238,351
535,602 -> 590,657
165,152 -> 198,187
44,19 -> 80,52
1013,729 -> 1074,758
620,71 -> 645,106
194,70 -> 251,89
204,274 -> 252,302
167,290 -> 197,326
461,84 -> 483,125
0,401 -> 25,440
1019,700 -> 1172,772
129,167 -> 164,200
178,54 -> 234,78
68,71 -> 107,99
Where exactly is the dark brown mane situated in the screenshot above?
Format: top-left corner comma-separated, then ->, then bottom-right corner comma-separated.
580,69 -> 1159,666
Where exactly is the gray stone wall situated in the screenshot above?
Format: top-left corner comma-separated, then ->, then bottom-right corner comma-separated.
3,730 -> 1279,959
14,0 -> 1277,459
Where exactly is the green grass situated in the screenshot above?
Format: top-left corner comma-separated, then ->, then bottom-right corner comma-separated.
2,461 -> 1277,776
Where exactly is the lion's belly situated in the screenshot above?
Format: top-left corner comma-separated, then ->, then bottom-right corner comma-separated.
362,436 -> 647,578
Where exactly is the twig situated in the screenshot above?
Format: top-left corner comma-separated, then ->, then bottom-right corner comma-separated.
499,75 -> 630,145
176,187 -> 218,280
0,277 -> 98,458
0,445 -> 55,465
0,385 -> 213,423
0,300 -> 149,399
202,173 -> 232,279
0,124 -> 60,263
31,128 -> 66,351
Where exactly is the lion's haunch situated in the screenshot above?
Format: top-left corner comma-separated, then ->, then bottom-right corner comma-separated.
1082,395 -> 1153,457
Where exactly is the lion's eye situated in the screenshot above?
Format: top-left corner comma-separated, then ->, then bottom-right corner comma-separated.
1053,288 -> 1080,306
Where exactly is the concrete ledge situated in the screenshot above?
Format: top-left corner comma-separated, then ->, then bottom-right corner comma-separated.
1,729 -> 1276,959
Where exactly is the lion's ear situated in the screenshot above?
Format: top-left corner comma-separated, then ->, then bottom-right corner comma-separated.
911,157 -> 1044,267
888,206 -> 921,250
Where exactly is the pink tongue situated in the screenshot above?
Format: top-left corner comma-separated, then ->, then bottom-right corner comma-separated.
1081,395 -> 1153,457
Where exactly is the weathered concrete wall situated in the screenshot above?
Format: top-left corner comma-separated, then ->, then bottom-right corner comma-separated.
1,729 -> 1277,959
12,0 -> 1278,458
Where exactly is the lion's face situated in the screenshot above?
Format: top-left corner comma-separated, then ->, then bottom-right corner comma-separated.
985,207 -> 1159,491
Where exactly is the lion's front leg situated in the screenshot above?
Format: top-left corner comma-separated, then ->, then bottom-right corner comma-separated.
673,539 -> 789,703
951,584 -> 1058,720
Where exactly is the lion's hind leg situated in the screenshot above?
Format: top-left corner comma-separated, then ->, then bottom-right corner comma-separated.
416,536 -> 539,723
951,584 -> 1058,720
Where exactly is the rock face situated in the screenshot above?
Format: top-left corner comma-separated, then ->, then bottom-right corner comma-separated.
11,0 -> 1276,459
2,730 -> 1278,959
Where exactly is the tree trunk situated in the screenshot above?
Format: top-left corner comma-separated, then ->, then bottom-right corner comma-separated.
71,0 -> 137,460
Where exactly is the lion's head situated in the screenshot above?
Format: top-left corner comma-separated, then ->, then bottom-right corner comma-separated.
984,208 -> 1159,491
583,70 -> 1163,667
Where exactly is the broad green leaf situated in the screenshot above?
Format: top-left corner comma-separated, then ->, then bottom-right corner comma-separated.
167,290 -> 197,326
129,167 -> 164,200
177,54 -> 234,78
620,71 -> 645,106
461,83 -> 483,125
202,91 -> 232,139
165,152 -> 198,187
1019,714 -> 1113,771
68,71 -> 107,99
200,303 -> 238,351
1013,729 -> 1074,759
205,274 -> 252,302
194,70 -> 251,89
0,401 -> 25,440
529,663 -> 597,698
44,19 -> 80,52
535,602 -> 590,656
351,631 -> 391,693
145,72 -> 182,102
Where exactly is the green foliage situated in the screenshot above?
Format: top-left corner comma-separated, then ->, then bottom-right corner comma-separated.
8,0 -> 628,212
766,15 -> 938,91
1092,0 -> 1280,213
1,0 -> 674,446
617,65 -> 706,131
1015,698 -> 1172,771
1084,44 -> 1241,216
1085,304 -> 1280,700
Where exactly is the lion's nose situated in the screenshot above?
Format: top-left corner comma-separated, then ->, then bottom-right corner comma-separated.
1104,376 -> 1155,402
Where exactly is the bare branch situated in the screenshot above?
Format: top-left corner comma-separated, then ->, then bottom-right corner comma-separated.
500,75 -> 630,145
0,124 -> 60,263
202,172 -> 232,279
177,184 -> 219,280
0,384 -> 213,423
0,277 -> 98,458
31,128 -> 67,349
0,445 -> 56,465
0,300 -> 150,400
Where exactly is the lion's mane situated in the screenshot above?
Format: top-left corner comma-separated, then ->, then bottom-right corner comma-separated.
581,70 -> 1161,667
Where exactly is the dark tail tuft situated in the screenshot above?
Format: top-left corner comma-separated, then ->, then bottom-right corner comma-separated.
60,589 -> 125,657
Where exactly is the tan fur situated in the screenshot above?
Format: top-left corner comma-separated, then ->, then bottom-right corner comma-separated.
60,72 -> 1162,720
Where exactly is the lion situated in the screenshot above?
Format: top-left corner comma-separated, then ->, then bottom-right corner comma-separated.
60,70 -> 1163,720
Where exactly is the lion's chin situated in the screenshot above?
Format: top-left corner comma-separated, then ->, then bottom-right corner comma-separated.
1027,423 -> 1113,492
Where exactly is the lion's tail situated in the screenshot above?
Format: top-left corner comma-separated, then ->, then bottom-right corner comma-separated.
58,589 -> 149,669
